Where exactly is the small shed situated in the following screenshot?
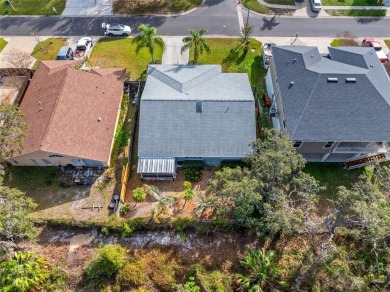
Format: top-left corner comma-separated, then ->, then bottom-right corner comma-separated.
137,158 -> 176,180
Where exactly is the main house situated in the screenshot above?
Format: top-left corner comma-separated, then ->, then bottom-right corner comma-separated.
8,61 -> 125,167
266,46 -> 390,169
137,65 -> 256,180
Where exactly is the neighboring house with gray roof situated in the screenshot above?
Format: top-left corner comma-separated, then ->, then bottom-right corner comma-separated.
266,46 -> 390,169
137,64 -> 256,180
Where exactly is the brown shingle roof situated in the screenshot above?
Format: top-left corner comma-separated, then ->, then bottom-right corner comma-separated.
19,61 -> 125,163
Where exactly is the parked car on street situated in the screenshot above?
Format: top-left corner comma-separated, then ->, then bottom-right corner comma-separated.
361,38 -> 388,63
310,0 -> 322,12
75,37 -> 93,59
56,46 -> 74,60
102,23 -> 131,37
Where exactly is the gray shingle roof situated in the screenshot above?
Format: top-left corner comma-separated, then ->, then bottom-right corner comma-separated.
272,46 -> 390,142
138,65 -> 256,158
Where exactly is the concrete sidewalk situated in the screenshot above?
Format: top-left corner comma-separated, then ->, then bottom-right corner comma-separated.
0,37 -> 47,69
62,0 -> 112,16
162,37 -> 189,65
255,36 -> 390,55
258,0 -> 390,17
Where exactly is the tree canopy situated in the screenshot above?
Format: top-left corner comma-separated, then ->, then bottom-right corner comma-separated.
0,103 -> 26,163
208,129 -> 321,236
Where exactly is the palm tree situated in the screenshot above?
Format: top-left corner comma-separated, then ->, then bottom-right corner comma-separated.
193,186 -> 211,218
145,185 -> 177,222
182,181 -> 195,208
0,251 -> 49,291
237,250 -> 286,291
133,24 -> 165,64
181,29 -> 211,64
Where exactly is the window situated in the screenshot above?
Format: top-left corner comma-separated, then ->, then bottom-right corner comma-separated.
49,154 -> 64,158
293,141 -> 302,148
30,159 -> 39,166
323,142 -> 335,149
196,101 -> 202,113
42,159 -> 52,165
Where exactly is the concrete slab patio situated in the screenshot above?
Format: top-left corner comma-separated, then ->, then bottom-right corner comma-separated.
62,0 -> 112,16
162,37 -> 189,65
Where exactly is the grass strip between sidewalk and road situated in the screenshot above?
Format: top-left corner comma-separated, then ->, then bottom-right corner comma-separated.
263,0 -> 295,5
242,0 -> 295,15
0,38 -> 8,52
322,0 -> 383,6
325,9 -> 386,16
89,37 -> 163,80
113,0 -> 202,14
0,0 -> 65,15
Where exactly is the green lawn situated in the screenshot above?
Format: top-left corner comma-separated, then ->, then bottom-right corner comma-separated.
303,163 -> 364,200
326,9 -> 386,16
263,0 -> 295,5
89,38 -> 163,80
242,0 -> 293,14
0,0 -> 65,15
0,38 -> 7,52
191,38 -> 265,89
113,0 -> 202,14
330,38 -> 359,47
31,38 -> 67,69
4,166 -> 59,192
384,40 -> 390,49
322,0 -> 382,5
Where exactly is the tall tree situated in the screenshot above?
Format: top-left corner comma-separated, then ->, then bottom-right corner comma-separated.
133,24 -> 165,64
0,103 -> 27,163
0,184 -> 37,242
181,29 -> 211,64
208,128 -> 321,236
0,251 -> 49,291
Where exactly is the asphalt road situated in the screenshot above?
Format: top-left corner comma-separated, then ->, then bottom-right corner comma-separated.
0,0 -> 390,37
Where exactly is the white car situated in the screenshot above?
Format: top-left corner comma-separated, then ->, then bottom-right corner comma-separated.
102,23 -> 131,37
75,37 -> 93,59
310,0 -> 322,12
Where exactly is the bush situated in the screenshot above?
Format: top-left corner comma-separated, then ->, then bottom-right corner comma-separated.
101,227 -> 110,236
122,222 -> 134,237
116,262 -> 147,288
182,160 -> 205,169
85,244 -> 127,284
120,203 -> 131,215
220,160 -> 249,169
184,168 -> 202,182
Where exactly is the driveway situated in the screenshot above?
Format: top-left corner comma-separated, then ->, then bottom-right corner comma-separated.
62,0 -> 112,16
0,37 -> 46,69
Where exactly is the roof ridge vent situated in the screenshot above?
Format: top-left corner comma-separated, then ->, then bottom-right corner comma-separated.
346,77 -> 356,83
327,77 -> 338,82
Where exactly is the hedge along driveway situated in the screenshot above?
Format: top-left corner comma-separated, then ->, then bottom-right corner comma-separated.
88,37 -> 163,80
0,0 -> 65,15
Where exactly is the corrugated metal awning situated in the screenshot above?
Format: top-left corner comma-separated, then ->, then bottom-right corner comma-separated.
137,158 -> 176,174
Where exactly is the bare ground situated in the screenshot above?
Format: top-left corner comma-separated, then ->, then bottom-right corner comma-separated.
124,169 -> 214,219
17,225 -> 259,289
